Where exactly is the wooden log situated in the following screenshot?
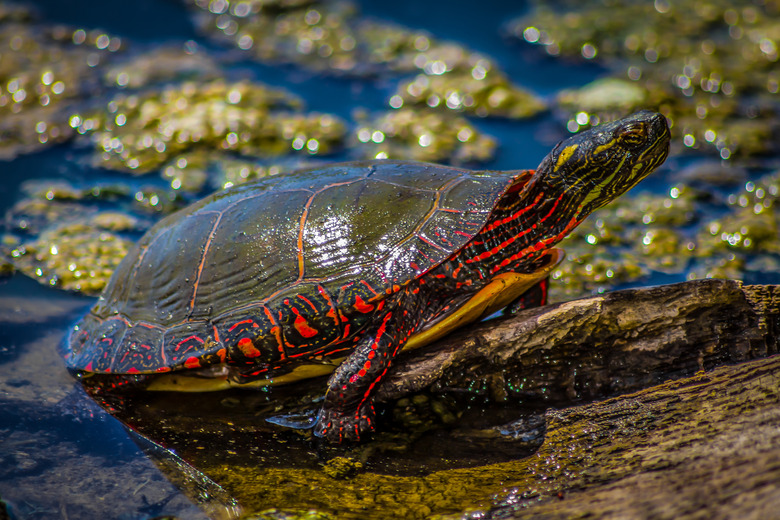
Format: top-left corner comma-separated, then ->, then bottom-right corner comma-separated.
377,279 -> 780,404
478,353 -> 780,519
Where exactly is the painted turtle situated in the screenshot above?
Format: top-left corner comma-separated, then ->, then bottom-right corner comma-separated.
65,111 -> 670,442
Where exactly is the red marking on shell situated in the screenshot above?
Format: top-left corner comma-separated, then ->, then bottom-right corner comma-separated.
298,295 -> 317,312
360,280 -> 379,296
184,356 -> 201,369
176,335 -> 205,351
260,306 -> 284,353
237,337 -> 261,358
156,366 -> 172,373
418,234 -> 447,251
84,361 -> 93,371
188,212 -> 224,314
292,308 -> 318,338
269,326 -> 284,353
217,348 -> 226,362
318,285 -> 341,325
353,295 -> 374,313
127,367 -> 139,374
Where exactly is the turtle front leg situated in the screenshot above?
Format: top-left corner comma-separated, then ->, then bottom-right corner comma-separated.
314,310 -> 411,443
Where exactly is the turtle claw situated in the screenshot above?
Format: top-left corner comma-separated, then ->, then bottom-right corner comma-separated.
266,409 -> 319,429
313,403 -> 376,443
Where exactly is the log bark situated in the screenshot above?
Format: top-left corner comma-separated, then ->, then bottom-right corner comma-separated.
478,352 -> 780,520
377,279 -> 780,404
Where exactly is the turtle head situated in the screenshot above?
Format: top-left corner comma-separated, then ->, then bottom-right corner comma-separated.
535,110 -> 670,222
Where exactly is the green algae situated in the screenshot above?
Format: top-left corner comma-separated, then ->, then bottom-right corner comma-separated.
103,46 -> 221,89
88,79 -> 345,174
321,456 -> 363,480
391,48 -> 545,119
246,510 -> 336,520
0,5 -> 123,158
0,177 -> 170,295
353,108 -> 496,163
513,0 -> 780,157
549,171 -> 780,302
189,0 -> 544,120
159,150 -> 313,192
9,219 -> 134,295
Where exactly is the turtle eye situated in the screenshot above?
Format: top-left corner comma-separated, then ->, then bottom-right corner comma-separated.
617,122 -> 648,149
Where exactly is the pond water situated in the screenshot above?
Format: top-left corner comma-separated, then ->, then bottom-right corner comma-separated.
0,0 -> 778,518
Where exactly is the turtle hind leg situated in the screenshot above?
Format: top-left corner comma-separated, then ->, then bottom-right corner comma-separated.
313,307 -> 411,443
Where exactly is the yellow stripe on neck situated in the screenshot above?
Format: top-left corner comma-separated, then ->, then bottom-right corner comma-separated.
555,144 -> 578,170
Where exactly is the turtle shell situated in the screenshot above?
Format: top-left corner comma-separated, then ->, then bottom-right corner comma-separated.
65,161 -> 528,375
